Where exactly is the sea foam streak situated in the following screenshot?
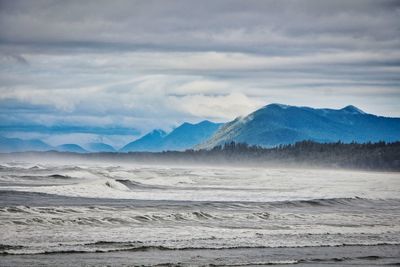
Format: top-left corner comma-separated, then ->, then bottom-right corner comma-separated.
1,163 -> 399,201
0,161 -> 399,266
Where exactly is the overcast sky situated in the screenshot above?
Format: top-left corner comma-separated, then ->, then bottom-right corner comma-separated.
0,0 -> 399,147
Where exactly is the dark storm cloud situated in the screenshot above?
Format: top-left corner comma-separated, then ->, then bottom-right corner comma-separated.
1,0 -> 399,53
0,0 -> 399,146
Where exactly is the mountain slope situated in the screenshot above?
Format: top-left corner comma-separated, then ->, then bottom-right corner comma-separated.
84,142 -> 116,152
197,104 -> 400,149
56,144 -> 88,153
120,120 -> 222,152
120,130 -> 167,152
0,136 -> 53,152
161,120 -> 222,151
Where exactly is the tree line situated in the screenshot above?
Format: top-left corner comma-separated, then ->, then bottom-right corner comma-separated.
11,141 -> 400,171
24,140 -> 397,171
164,140 -> 400,171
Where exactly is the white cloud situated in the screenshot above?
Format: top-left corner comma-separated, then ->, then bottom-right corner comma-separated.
0,0 -> 399,145
167,92 -> 263,120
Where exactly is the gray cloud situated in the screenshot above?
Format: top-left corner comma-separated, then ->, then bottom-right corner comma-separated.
0,0 -> 399,145
1,0 -> 399,53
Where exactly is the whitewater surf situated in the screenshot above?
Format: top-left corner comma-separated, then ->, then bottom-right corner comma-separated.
0,160 -> 399,266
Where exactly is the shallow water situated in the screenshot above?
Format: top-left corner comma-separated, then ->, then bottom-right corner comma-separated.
0,161 -> 399,266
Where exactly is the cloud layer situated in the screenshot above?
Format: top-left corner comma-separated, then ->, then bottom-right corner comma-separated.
0,0 -> 399,147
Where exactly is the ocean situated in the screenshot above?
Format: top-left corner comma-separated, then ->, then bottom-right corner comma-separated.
0,159 -> 399,266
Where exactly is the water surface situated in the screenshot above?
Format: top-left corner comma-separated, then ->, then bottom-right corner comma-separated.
0,161 -> 399,266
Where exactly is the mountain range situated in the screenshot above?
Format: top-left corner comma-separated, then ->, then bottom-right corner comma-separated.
197,104 -> 400,149
1,104 -> 399,153
56,144 -> 88,153
0,137 -> 89,153
0,120 -> 222,153
120,120 -> 222,152
0,136 -> 53,153
84,142 -> 116,153
120,129 -> 167,152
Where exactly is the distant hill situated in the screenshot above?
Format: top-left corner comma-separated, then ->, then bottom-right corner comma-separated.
120,120 -> 222,152
161,120 -> 222,151
120,129 -> 167,152
84,142 -> 116,152
0,137 -> 117,154
0,136 -> 53,152
197,104 -> 400,149
56,144 -> 87,153
2,104 -> 399,153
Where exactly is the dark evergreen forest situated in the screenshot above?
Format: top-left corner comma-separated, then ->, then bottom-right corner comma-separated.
155,141 -> 400,171
7,141 -> 400,171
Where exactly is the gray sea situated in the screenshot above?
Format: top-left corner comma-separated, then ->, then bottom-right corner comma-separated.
0,159 -> 399,266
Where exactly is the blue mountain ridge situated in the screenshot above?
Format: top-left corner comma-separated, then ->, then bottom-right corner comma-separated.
0,137 -> 114,153
120,129 -> 167,152
196,104 -> 400,149
0,136 -> 53,153
1,104 -> 399,153
84,142 -> 116,152
120,120 -> 222,152
55,144 -> 88,153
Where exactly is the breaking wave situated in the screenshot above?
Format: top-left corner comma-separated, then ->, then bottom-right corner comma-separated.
1,242 -> 399,256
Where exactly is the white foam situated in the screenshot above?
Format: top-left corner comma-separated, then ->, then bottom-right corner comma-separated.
2,165 -> 399,202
